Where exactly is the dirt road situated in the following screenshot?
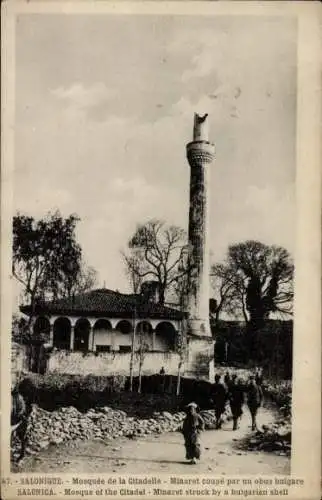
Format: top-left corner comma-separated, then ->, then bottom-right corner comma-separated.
14,406 -> 290,475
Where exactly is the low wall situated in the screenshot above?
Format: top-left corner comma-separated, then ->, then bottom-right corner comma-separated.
47,349 -> 181,376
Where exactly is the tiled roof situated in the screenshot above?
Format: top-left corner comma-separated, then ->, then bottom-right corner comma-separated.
20,288 -> 184,320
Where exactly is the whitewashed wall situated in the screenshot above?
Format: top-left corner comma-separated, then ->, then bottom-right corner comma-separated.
93,327 -> 171,352
48,350 -> 181,376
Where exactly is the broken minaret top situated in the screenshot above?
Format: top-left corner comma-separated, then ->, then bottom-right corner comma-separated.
193,113 -> 209,142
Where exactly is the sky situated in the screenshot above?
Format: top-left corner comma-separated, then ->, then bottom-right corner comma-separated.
14,13 -> 297,294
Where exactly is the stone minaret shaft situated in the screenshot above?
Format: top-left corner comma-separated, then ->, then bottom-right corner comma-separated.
186,113 -> 215,337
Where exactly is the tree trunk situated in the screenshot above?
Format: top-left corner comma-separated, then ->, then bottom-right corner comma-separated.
129,325 -> 136,392
241,299 -> 249,324
158,286 -> 165,305
138,373 -> 142,393
26,292 -> 38,372
246,312 -> 265,362
138,358 -> 143,393
215,308 -> 221,327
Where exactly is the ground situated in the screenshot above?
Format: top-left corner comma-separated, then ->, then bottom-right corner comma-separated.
13,405 -> 290,475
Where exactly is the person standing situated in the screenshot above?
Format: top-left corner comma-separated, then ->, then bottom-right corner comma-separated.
181,402 -> 205,464
11,378 -> 32,462
227,373 -> 237,391
159,366 -> 166,393
212,374 -> 228,429
255,367 -> 263,386
246,375 -> 263,431
224,371 -> 231,389
228,377 -> 245,431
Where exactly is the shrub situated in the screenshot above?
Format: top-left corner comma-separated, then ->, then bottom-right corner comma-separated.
262,380 -> 292,418
18,370 -> 292,417
18,373 -> 127,411
18,373 -> 215,413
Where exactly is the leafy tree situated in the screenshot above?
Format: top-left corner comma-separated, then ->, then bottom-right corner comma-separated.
12,211 -> 97,333
11,314 -> 29,343
211,241 -> 293,357
63,264 -> 98,299
122,249 -> 146,294
122,219 -> 189,304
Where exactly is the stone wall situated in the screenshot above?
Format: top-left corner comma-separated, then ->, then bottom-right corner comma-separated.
47,349 -> 181,376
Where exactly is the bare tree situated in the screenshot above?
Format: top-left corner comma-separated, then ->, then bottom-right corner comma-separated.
122,219 -> 188,304
210,264 -> 248,324
211,241 -> 294,328
121,250 -> 147,294
129,308 -> 136,393
137,339 -> 149,394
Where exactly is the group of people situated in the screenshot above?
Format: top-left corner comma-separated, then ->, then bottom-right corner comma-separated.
181,369 -> 264,464
212,370 -> 263,432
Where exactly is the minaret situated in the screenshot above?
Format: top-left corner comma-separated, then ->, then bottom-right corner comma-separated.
186,113 -> 215,338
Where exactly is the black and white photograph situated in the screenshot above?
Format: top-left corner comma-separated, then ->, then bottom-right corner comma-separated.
2,2 -> 321,498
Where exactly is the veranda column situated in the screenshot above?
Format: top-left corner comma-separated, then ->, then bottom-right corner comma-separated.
49,319 -> 54,346
70,324 -> 75,351
152,329 -> 156,351
88,321 -> 95,351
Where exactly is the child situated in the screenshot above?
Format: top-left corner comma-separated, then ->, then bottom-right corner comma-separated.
181,402 -> 205,464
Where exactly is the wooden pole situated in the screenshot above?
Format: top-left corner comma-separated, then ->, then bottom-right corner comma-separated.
129,303 -> 136,392
138,326 -> 143,394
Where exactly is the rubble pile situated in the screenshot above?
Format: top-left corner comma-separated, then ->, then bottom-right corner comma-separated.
12,404 -> 232,459
12,406 -> 178,457
200,408 -> 231,429
243,418 -> 291,457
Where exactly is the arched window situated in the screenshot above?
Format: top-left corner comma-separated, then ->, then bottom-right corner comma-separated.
116,320 -> 133,334
93,319 -> 112,353
74,318 -> 90,351
154,322 -> 176,351
94,319 -> 112,331
53,317 -> 71,350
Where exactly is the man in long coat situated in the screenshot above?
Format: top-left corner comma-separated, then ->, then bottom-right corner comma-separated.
212,374 -> 228,429
246,375 -> 263,431
228,377 -> 245,430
